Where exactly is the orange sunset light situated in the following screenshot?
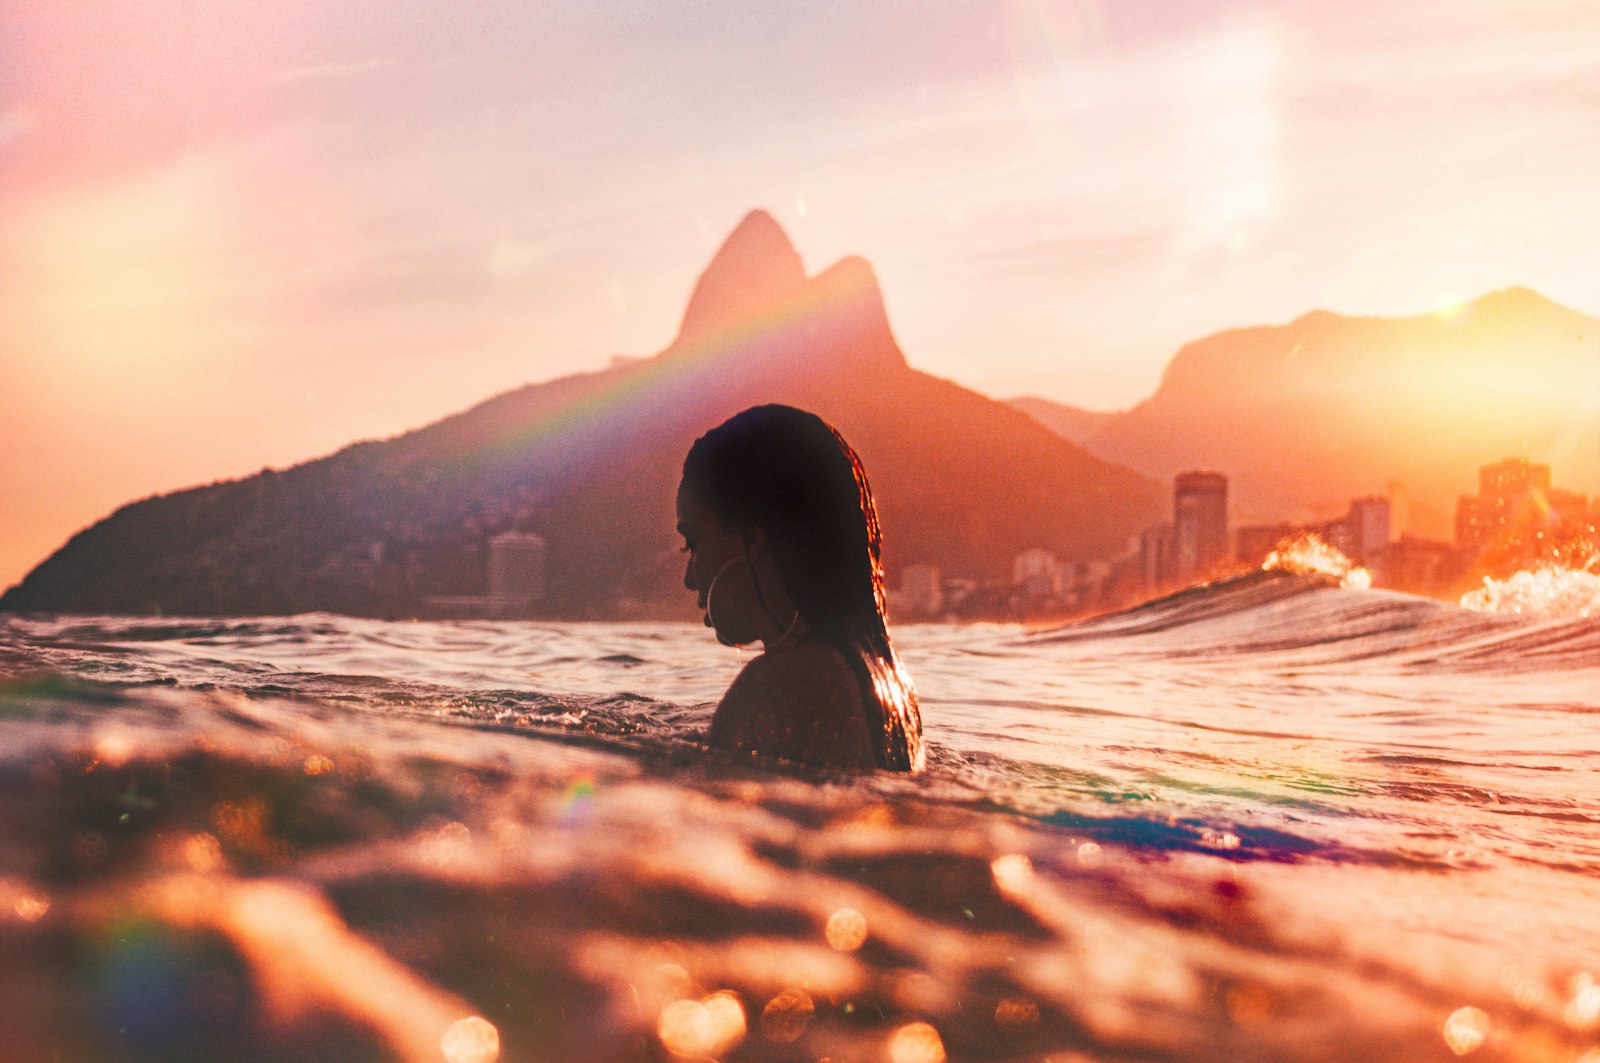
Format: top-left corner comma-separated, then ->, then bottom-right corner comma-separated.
2,1 -> 1597,595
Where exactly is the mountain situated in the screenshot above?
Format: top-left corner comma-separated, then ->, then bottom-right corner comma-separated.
1006,397 -> 1119,448
1014,289 -> 1600,536
2,211 -> 1164,618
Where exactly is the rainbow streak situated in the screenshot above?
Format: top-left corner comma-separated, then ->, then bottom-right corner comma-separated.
426,262 -> 882,480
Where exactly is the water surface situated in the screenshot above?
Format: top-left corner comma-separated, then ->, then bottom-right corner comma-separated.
1,571 -> 1597,1062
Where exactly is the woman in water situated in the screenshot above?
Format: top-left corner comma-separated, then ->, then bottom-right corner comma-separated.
677,405 -> 924,771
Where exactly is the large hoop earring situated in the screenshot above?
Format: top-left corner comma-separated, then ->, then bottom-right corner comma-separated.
705,555 -> 754,647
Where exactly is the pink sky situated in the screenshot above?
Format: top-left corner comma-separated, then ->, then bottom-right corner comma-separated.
3,0 -> 1598,592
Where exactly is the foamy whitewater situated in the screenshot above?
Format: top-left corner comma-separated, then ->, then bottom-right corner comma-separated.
2,570 -> 1597,1062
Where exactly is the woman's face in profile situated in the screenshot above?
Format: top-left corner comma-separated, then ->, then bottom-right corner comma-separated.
676,482 -> 763,646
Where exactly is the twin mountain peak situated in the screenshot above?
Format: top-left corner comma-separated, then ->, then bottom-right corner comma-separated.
0,211 -> 1157,617
672,209 -> 903,377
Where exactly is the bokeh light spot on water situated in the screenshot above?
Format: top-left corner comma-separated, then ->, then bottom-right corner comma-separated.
420,821 -> 472,866
825,908 -> 868,951
995,995 -> 1040,1031
990,853 -> 1032,892
1497,965 -> 1541,1010
184,833 -> 223,873
759,988 -> 814,1043
1567,972 -> 1600,1030
889,1020 -> 946,1063
440,1015 -> 499,1063
94,728 -> 135,767
302,753 -> 335,776
657,990 -> 746,1058
14,894 -> 49,922
1443,1006 -> 1490,1054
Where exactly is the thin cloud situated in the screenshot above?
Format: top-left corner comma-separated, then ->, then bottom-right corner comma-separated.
271,57 -> 395,83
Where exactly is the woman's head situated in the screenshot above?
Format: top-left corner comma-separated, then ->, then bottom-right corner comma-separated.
678,404 -> 922,771
678,404 -> 887,651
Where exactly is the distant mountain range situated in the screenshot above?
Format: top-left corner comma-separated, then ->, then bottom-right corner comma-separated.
1011,289 -> 1600,537
2,211 -> 1164,618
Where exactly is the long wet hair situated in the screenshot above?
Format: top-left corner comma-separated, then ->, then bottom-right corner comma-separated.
681,405 -> 924,771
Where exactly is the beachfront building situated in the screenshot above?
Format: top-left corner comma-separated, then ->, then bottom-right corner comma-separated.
1138,523 -> 1176,589
1235,496 -> 1390,573
488,532 -> 548,605
891,563 -> 944,618
1344,496 -> 1391,564
1385,535 -> 1469,596
1455,458 -> 1592,570
1013,548 -> 1063,600
1173,471 -> 1229,582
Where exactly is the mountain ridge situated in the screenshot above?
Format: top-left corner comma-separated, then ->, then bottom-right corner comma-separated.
1012,287 -> 1599,535
2,211 -> 1163,618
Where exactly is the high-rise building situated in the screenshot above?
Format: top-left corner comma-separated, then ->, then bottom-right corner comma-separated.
1457,458 -> 1552,546
488,532 -> 547,603
1386,480 -> 1410,540
1345,496 -> 1391,564
1138,523 -> 1175,588
1173,471 -> 1229,581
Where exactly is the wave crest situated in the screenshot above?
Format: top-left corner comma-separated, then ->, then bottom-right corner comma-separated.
1460,563 -> 1600,619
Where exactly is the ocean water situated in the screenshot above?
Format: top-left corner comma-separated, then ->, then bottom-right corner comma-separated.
1,570 -> 1597,1063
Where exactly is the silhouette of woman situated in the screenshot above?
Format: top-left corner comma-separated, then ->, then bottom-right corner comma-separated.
677,405 -> 924,771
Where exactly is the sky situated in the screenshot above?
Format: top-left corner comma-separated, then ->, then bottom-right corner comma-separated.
2,0 -> 1599,591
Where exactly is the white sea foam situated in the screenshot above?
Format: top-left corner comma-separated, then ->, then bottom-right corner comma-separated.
1460,563 -> 1600,619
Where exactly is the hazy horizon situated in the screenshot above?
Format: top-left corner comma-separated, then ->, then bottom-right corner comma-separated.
4,0 -> 1598,592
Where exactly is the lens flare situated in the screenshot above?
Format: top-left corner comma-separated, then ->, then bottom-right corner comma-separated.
13,895 -> 50,922
889,1020 -> 946,1063
826,908 -> 868,951
1443,1006 -> 1490,1055
658,991 -> 746,1058
1566,973 -> 1600,1031
990,853 -> 1033,891
440,1016 -> 500,1063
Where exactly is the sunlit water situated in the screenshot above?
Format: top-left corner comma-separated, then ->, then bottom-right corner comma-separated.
1,569 -> 1597,1062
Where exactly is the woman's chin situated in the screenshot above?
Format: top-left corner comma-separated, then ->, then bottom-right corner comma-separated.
712,623 -> 755,648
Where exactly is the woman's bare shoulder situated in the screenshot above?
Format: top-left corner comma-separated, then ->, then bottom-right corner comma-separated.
709,642 -> 875,768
